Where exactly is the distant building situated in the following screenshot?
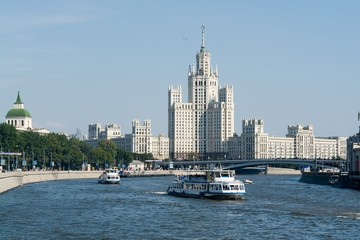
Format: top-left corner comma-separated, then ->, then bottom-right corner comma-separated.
5,91 -> 32,130
151,134 -> 170,160
168,26 -> 234,160
4,91 -> 49,134
240,119 -> 269,159
86,120 -> 169,160
128,120 -> 152,154
347,121 -> 360,176
88,123 -> 121,140
128,160 -> 145,172
227,119 -> 346,160
286,125 -> 315,159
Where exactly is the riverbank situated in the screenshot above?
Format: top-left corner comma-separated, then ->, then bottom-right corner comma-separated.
266,167 -> 301,175
0,171 -> 100,194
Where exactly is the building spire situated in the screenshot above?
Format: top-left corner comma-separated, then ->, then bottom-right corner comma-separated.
201,25 -> 205,48
15,91 -> 23,104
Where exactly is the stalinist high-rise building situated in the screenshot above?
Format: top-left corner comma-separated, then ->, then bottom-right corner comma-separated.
168,26 -> 234,160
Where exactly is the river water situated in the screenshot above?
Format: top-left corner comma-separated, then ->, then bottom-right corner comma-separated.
0,174 -> 359,240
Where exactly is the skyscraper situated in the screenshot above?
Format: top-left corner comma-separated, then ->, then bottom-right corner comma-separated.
168,26 -> 234,160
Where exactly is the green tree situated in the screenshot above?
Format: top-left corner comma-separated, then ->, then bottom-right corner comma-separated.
0,123 -> 18,152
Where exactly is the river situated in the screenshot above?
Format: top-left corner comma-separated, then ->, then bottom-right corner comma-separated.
0,174 -> 359,239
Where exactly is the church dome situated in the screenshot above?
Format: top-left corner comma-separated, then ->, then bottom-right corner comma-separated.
6,108 -> 31,118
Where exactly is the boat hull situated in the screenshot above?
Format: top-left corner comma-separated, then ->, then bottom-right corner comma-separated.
167,190 -> 244,200
98,179 -> 120,184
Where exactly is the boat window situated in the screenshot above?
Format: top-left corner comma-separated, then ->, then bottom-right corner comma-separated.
221,172 -> 230,178
223,185 -> 230,190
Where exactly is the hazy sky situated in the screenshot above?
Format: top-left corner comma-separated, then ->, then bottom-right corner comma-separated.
1,0 -> 359,138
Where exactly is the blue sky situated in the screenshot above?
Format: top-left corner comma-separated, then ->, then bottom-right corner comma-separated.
0,0 -> 359,138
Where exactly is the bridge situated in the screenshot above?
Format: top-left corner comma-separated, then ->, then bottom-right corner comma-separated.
156,159 -> 346,171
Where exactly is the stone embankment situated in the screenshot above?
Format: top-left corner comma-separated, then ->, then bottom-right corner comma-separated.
0,171 -> 100,194
266,167 -> 301,175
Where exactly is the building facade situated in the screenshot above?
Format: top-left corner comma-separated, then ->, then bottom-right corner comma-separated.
151,134 -> 170,160
5,91 -> 32,130
168,26 -> 234,160
87,120 -> 169,160
88,123 -> 121,140
228,119 -> 346,160
4,92 -> 49,134
347,124 -> 360,176
128,120 -> 152,154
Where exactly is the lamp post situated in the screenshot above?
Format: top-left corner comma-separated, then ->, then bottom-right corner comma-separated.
43,148 -> 46,171
50,152 -> 53,171
8,149 -> 10,171
32,149 -> 34,170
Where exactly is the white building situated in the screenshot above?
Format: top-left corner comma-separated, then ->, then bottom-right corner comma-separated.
88,123 -> 121,140
268,136 -> 295,159
5,92 -> 49,135
151,134 -> 170,160
5,91 -> 32,130
168,26 -> 234,160
87,120 -> 169,160
240,119 -> 269,159
286,125 -> 315,159
315,137 -> 347,160
128,119 -> 152,154
228,119 -> 346,160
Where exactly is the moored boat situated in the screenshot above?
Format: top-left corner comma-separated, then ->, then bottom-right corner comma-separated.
167,169 -> 245,200
98,168 -> 121,184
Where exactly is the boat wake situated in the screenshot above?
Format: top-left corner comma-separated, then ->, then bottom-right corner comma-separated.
152,191 -> 168,195
337,212 -> 360,220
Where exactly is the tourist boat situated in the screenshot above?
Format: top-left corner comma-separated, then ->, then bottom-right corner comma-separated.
167,169 -> 245,200
98,168 -> 121,184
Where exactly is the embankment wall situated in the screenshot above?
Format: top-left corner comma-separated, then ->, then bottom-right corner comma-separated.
266,167 -> 301,175
0,171 -> 100,194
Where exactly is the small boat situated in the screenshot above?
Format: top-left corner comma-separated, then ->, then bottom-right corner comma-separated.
244,179 -> 253,184
98,168 -> 121,184
167,169 -> 245,200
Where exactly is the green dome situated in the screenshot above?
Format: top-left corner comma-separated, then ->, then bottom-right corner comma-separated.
6,109 -> 31,118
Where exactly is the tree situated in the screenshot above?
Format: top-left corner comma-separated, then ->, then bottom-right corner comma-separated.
0,123 -> 18,152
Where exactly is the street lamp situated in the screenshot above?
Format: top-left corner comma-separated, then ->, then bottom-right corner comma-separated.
43,148 -> 46,171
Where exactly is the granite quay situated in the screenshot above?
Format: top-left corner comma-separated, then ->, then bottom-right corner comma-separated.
0,171 -> 100,194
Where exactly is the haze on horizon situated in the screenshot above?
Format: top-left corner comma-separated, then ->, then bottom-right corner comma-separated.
0,1 -> 359,138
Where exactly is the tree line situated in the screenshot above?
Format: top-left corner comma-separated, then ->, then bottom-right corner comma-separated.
0,123 -> 154,171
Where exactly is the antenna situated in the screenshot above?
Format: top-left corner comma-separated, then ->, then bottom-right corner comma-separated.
201,25 -> 205,47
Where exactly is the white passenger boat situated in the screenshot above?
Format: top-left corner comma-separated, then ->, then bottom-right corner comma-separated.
167,169 -> 245,200
98,168 -> 121,184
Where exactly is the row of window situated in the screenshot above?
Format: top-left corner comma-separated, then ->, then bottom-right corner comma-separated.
8,120 -> 25,127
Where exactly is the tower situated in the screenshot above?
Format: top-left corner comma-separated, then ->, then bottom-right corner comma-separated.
168,26 -> 234,160
5,91 -> 32,130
